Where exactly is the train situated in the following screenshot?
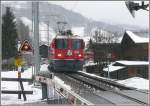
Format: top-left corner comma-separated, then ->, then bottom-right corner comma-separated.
48,34 -> 85,72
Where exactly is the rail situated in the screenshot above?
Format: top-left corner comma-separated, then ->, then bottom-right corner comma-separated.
65,72 -> 148,105
77,72 -> 135,90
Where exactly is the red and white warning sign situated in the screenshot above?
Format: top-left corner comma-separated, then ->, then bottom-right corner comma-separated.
19,40 -> 32,53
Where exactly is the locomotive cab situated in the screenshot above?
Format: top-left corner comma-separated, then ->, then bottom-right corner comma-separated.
49,36 -> 85,72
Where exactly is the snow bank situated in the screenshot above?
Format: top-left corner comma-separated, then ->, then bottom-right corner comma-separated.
1,64 -> 71,105
54,77 -> 71,90
40,64 -> 49,71
1,82 -> 42,105
117,77 -> 149,90
1,67 -> 33,78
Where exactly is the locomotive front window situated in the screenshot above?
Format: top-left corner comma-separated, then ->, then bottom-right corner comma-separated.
72,39 -> 81,49
56,39 -> 67,49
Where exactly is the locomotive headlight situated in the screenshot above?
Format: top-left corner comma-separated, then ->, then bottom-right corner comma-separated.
58,53 -> 62,57
78,54 -> 82,57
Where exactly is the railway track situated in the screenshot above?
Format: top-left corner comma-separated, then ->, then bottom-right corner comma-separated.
54,71 -> 149,105
54,72 -> 116,105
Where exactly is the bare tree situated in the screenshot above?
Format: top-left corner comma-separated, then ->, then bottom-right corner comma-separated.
93,28 -> 119,43
91,28 -> 119,75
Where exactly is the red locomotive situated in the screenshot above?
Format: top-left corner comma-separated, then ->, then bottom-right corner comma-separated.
48,34 -> 85,72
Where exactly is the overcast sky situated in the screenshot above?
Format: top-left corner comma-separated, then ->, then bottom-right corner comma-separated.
48,1 -> 149,28
2,1 -> 149,28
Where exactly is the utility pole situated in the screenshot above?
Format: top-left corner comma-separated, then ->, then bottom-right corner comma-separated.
107,53 -> 111,79
0,1 -> 2,105
47,21 -> 50,59
32,1 -> 40,76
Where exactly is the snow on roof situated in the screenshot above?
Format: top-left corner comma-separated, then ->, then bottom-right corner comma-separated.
125,31 -> 149,43
117,77 -> 149,90
118,36 -> 123,43
103,63 -> 125,72
103,60 -> 148,72
116,60 -> 149,66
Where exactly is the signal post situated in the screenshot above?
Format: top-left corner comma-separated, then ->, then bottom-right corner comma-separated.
15,52 -> 23,99
16,40 -> 33,100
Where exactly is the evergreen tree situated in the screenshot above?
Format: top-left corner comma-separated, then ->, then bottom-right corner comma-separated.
2,7 -> 18,59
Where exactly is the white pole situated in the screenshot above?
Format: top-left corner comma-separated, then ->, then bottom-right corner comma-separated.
33,1 -> 40,76
107,53 -> 111,79
0,1 -> 2,103
108,60 -> 110,78
47,22 -> 49,59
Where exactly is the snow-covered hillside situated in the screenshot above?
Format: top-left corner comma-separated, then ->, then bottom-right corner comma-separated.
20,17 -> 32,29
19,17 -> 56,43
20,17 -> 89,44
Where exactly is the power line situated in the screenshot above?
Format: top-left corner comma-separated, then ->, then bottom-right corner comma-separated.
70,1 -> 78,12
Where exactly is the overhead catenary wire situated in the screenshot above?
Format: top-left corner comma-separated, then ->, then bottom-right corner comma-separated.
70,1 -> 78,12
58,1 -> 79,34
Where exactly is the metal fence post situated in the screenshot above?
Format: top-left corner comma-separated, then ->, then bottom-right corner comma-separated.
41,83 -> 48,99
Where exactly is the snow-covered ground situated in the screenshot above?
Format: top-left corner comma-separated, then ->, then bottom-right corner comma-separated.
1,64 -> 72,105
117,77 -> 149,90
83,61 -> 149,91
81,70 -> 149,91
1,66 -> 42,105
2,64 -> 149,105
